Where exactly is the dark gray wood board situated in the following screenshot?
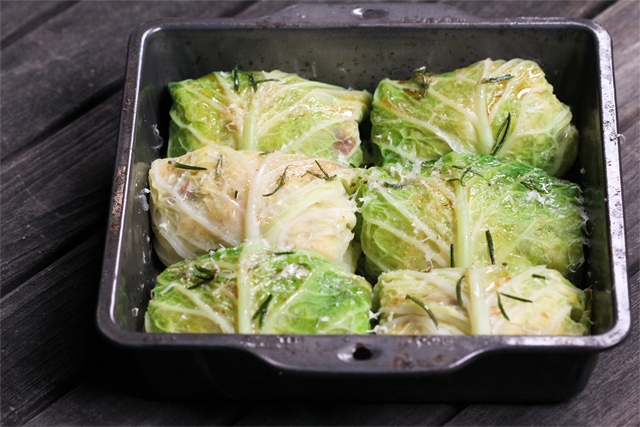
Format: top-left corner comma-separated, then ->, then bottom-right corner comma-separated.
0,1 -> 77,47
233,403 -> 461,426
0,91 -> 121,296
1,232 -> 106,426
443,0 -> 615,19
0,1 -> 253,161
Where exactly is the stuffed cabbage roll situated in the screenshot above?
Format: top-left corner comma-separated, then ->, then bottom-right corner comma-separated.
149,146 -> 359,272
145,244 -> 373,334
355,153 -> 586,279
168,69 -> 372,166
373,265 -> 590,335
371,58 -> 578,176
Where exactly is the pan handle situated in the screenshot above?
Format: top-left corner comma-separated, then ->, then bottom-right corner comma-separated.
244,2 -> 481,25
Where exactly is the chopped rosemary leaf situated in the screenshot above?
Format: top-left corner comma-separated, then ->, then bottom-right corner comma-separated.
405,294 -> 438,327
479,74 -> 514,84
234,190 -> 239,199
216,155 -> 223,177
274,250 -> 295,255
490,113 -> 511,156
252,78 -> 279,91
532,274 -> 547,280
485,230 -> 496,265
520,180 -> 537,191
187,280 -> 208,290
497,292 -> 510,320
258,151 -> 273,156
460,166 -> 483,180
499,292 -> 533,303
263,166 -> 290,197
414,66 -> 430,98
251,294 -> 273,328
232,63 -> 240,92
195,265 -> 216,276
456,275 -> 465,308
450,244 -> 455,268
314,160 -> 336,180
306,171 -> 327,180
172,162 -> 207,171
382,182 -> 409,189
449,164 -> 482,186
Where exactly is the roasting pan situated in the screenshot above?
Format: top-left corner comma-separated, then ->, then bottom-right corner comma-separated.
97,2 -> 630,402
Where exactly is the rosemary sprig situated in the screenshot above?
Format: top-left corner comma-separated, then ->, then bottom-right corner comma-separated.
405,294 -> 438,327
248,73 -> 279,91
499,292 -> 533,303
315,160 -> 336,180
497,292 -> 509,320
456,275 -> 465,308
195,265 -> 217,276
520,179 -> 545,193
306,160 -> 337,181
414,66 -> 430,99
490,113 -> 511,156
450,244 -> 455,268
532,274 -> 547,280
382,182 -> 409,189
460,166 -> 483,180
172,161 -> 207,171
485,230 -> 496,265
251,294 -> 273,329
232,63 -> 240,92
263,166 -> 290,197
188,266 -> 218,289
520,180 -> 537,191
479,74 -> 514,84
216,155 -> 223,177
449,165 -> 483,186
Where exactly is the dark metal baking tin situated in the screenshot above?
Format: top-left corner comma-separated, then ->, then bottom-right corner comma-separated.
97,3 -> 630,402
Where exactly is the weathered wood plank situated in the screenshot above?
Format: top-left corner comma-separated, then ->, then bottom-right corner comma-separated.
445,1 -> 640,425
23,364 -> 248,426
234,403 -> 460,426
0,232 -> 105,426
442,0 -> 614,19
0,1 -> 77,47
0,91 -> 121,296
0,1 -> 255,161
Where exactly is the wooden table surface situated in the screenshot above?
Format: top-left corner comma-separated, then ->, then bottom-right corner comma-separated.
1,1 -> 638,425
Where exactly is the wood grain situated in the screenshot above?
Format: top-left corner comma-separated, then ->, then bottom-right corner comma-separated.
0,1 -> 78,48
442,0 -> 615,19
234,403 -> 460,426
0,91 -> 121,296
0,1 -> 254,161
1,232 -> 105,426
24,366 -> 249,426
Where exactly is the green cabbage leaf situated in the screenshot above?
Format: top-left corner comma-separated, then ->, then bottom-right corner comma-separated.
355,153 -> 586,280
168,69 -> 372,166
149,145 -> 359,271
373,264 -> 590,335
371,58 -> 578,176
145,244 -> 373,334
